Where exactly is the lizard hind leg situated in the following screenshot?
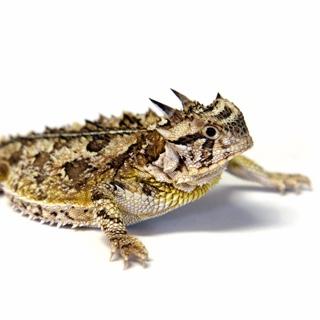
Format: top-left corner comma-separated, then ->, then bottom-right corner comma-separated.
227,155 -> 311,194
93,197 -> 149,268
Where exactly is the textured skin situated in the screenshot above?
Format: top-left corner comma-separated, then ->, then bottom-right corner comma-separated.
0,90 -> 311,267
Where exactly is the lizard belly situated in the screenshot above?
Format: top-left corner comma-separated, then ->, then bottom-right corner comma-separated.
115,176 -> 221,225
115,189 -> 177,225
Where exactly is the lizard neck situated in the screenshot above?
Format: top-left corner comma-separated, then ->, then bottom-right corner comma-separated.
153,174 -> 222,215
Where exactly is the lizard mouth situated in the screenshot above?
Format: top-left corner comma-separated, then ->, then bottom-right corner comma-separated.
199,135 -> 253,172
175,135 -> 253,188
217,135 -> 253,164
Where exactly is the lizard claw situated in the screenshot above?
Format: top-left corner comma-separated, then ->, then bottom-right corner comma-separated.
109,243 -> 118,261
109,250 -> 115,262
123,257 -> 129,270
110,235 -> 149,268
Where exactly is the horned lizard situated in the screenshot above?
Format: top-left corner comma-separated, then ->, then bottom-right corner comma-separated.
0,90 -> 311,267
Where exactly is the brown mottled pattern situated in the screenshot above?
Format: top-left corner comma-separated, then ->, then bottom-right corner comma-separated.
0,91 -> 309,267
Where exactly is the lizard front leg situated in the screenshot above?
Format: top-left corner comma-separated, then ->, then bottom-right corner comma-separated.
93,192 -> 149,268
226,155 -> 311,193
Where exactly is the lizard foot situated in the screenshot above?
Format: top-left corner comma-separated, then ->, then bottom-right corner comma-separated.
268,173 -> 311,194
110,235 -> 149,268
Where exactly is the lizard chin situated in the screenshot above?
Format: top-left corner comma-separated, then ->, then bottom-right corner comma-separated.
173,136 -> 253,190
174,165 -> 226,192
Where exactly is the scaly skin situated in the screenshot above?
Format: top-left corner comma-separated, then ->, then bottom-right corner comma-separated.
0,90 -> 311,267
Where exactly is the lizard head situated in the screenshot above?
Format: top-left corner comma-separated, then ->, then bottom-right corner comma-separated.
148,90 -> 253,191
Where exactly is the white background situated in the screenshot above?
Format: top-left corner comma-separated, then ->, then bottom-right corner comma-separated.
0,1 -> 319,319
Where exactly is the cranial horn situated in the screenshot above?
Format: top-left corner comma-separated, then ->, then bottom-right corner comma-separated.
216,92 -> 223,99
149,98 -> 177,117
170,89 -> 193,109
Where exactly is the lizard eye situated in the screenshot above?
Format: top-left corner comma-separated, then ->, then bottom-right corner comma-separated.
203,126 -> 219,139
